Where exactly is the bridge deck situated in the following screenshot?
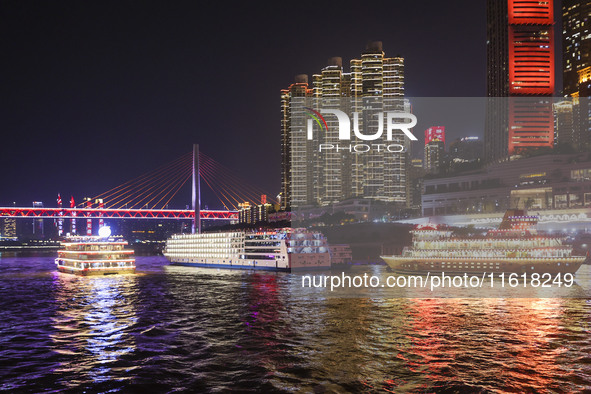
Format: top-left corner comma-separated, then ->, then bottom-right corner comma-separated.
0,207 -> 237,220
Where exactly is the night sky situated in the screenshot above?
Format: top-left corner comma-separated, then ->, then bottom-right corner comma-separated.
2,1 -> 500,209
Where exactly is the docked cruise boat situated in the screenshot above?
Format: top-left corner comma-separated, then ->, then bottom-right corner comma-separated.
55,229 -> 136,275
381,210 -> 586,274
164,228 -> 331,271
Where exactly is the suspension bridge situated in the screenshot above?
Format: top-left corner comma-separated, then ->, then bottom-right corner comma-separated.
0,145 -> 278,234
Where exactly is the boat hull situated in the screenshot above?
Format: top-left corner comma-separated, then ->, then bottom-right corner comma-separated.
56,265 -> 136,276
167,253 -> 331,272
171,261 -> 291,272
380,256 -> 585,275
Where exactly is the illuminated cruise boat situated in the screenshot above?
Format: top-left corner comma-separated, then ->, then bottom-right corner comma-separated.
381,210 -> 587,274
164,228 -> 331,271
55,227 -> 136,276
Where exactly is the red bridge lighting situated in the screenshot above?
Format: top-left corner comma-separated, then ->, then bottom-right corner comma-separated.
0,207 -> 238,220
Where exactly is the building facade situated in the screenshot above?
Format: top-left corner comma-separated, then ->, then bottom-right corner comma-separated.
423,126 -> 445,174
32,201 -> 44,238
554,100 -> 578,149
562,1 -> 591,153
485,0 -> 555,162
1,217 -> 16,239
448,137 -> 483,163
563,0 -> 591,97
280,74 -> 313,210
238,202 -> 273,224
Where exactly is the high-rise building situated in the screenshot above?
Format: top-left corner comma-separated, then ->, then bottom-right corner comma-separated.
2,218 -> 16,239
238,202 -> 273,224
507,0 -> 554,95
486,0 -> 510,164
562,1 -> 591,152
423,126 -> 445,174
485,0 -> 555,161
314,57 -> 347,206
579,66 -> 591,96
408,159 -> 424,211
280,74 -> 313,210
563,0 -> 591,97
447,136 -> 484,172
486,0 -> 509,97
281,42 -> 408,210
554,101 -> 578,149
507,0 -> 555,154
32,201 -> 44,238
578,67 -> 591,149
449,137 -> 483,163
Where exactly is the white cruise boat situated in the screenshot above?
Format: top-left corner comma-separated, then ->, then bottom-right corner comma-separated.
55,236 -> 135,276
163,228 -> 331,271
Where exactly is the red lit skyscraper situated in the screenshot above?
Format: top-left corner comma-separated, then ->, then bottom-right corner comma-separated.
425,126 -> 445,145
424,126 -> 445,175
508,0 -> 554,95
508,0 -> 554,155
486,0 -> 555,160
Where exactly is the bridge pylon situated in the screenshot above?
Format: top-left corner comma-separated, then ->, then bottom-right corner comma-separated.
192,144 -> 201,234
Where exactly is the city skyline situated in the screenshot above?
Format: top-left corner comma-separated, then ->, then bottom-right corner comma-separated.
2,1 -> 487,209
2,3 -> 591,393
281,42 -> 409,210
0,1 -> 568,209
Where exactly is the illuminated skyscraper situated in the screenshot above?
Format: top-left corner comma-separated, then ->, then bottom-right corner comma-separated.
280,74 -> 313,210
358,43 -> 406,203
314,57 -> 347,206
578,67 -> 591,147
485,0 -> 509,164
507,0 -> 554,95
485,0 -> 555,161
423,127 -> 445,174
280,42 -> 407,210
2,218 -> 16,239
32,201 -> 44,238
579,66 -> 591,96
553,100 -> 577,148
563,0 -> 591,97
562,1 -> 591,151
448,136 -> 483,163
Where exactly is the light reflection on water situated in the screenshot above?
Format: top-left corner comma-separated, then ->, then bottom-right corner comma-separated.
50,272 -> 139,386
0,256 -> 590,392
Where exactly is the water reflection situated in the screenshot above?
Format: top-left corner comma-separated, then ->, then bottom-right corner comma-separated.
239,273 -> 292,377
160,266 -> 591,392
162,267 -> 297,390
370,298 -> 590,392
50,272 -> 138,387
1,257 -> 590,392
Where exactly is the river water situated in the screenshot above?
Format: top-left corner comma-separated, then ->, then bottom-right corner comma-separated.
1,255 -> 590,392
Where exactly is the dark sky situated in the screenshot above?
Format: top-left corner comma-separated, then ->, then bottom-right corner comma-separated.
2,1 -> 492,209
